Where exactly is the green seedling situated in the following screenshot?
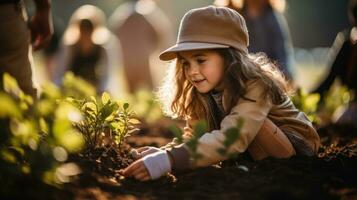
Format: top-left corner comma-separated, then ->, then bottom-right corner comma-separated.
67,92 -> 140,150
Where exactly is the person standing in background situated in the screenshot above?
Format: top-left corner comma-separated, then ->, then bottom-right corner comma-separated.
0,0 -> 53,99
109,0 -> 173,93
54,5 -> 128,97
214,0 -> 295,80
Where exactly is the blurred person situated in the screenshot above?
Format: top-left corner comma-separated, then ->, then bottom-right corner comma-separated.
214,0 -> 294,80
109,0 -> 173,93
54,5 -> 128,96
0,0 -> 53,99
312,0 -> 357,125
121,6 -> 319,181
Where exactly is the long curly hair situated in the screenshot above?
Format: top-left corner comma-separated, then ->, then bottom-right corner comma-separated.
157,48 -> 292,127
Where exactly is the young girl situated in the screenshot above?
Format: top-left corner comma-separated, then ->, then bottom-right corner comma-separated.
122,6 -> 320,181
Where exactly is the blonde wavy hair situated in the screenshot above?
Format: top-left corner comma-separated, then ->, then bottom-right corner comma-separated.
157,48 -> 291,128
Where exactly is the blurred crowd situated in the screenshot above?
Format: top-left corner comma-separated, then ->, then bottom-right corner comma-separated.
44,0 -> 174,97
0,0 -> 356,125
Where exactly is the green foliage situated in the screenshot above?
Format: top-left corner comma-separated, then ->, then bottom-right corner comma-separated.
0,73 -> 85,194
123,89 -> 163,123
185,121 -> 208,162
0,72 -> 139,196
61,72 -> 96,98
293,81 -> 353,125
217,118 -> 244,158
169,125 -> 184,144
321,83 -> 352,118
169,118 -> 243,163
291,88 -> 320,123
67,92 -> 139,150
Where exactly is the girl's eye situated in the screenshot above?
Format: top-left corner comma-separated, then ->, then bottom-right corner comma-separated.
182,61 -> 189,68
197,59 -> 206,64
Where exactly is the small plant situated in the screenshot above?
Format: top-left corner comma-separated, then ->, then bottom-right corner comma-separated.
184,121 -> 208,161
291,88 -> 320,123
169,119 -> 243,163
67,92 -> 140,151
216,118 -> 244,158
320,82 -> 353,124
169,121 -> 207,162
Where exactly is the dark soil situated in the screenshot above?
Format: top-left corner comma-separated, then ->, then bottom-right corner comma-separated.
4,120 -> 357,200
59,122 -> 357,200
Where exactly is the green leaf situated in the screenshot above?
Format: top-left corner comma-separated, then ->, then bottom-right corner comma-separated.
35,99 -> 54,117
193,121 -> 207,138
53,119 -> 72,138
186,139 -> 198,151
99,103 -> 114,121
1,149 -> 17,163
3,73 -> 23,97
101,92 -> 111,105
58,130 -> 84,153
128,118 -> 141,125
110,122 -> 125,133
90,96 -> 97,103
217,118 -> 243,157
62,72 -> 96,97
0,93 -> 21,118
10,119 -> 37,145
123,103 -> 129,110
39,117 -> 49,133
169,125 -> 183,143
126,128 -> 140,135
82,102 -> 97,114
21,94 -> 33,106
223,127 -> 240,147
41,82 -> 61,99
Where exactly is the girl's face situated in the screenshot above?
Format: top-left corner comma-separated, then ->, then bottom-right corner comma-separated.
179,49 -> 225,93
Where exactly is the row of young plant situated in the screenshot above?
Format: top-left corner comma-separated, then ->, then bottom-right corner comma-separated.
0,73 -> 139,197
0,71 -> 246,193
0,70 -> 351,196
291,83 -> 353,125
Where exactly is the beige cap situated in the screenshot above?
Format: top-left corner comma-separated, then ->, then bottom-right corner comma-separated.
159,6 -> 249,61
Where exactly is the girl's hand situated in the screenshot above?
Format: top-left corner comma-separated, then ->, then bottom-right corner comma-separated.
121,159 -> 151,181
122,150 -> 173,181
130,146 -> 161,160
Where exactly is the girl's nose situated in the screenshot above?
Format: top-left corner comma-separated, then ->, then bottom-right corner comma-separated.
188,64 -> 199,75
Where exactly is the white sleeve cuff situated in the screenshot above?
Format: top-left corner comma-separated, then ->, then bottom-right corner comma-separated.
142,151 -> 171,180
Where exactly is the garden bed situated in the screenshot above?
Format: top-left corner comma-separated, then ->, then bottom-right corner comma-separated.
60,123 -> 357,200
1,75 -> 356,200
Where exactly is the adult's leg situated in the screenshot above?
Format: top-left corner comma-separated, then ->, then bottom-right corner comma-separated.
0,3 -> 37,99
248,118 -> 296,160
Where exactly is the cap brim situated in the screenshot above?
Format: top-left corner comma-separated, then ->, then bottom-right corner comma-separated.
159,42 -> 229,61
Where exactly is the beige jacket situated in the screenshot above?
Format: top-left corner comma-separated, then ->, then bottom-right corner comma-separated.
166,80 -> 320,170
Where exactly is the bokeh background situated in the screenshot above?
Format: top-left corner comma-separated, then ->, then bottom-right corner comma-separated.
25,0 -> 350,92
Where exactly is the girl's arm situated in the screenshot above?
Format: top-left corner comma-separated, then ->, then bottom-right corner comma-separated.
168,80 -> 273,170
122,80 -> 272,180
